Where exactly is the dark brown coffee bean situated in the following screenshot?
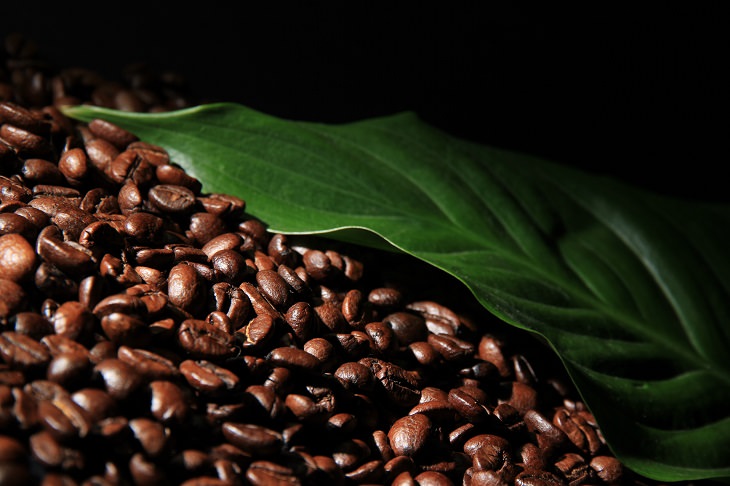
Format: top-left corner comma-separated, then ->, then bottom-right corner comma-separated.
524,410 -> 569,458
363,321 -> 394,354
0,124 -> 50,156
180,359 -> 239,394
334,361 -> 374,391
92,293 -> 146,318
129,451 -> 168,486
302,250 -> 332,281
514,470 -> 565,486
414,471 -> 455,486
277,264 -> 309,296
118,180 -> 144,214
198,193 -> 246,219
346,459 -> 385,483
129,417 -> 169,457
302,337 -> 335,371
408,341 -> 440,366
14,311 -> 53,338
209,249 -> 247,285
178,319 -> 236,359
107,150 -> 154,186
448,387 -> 490,424
117,346 -> 179,380
148,184 -> 196,214
267,346 -> 320,372
188,212 -> 226,246
123,211 -> 164,244
0,331 -> 50,369
0,102 -> 50,134
168,263 -> 205,315
554,453 -> 591,484
155,164 -> 201,193
368,287 -> 403,308
126,141 -> 170,167
553,408 -> 603,455
201,232 -> 243,259
314,302 -> 347,332
29,196 -> 96,241
29,430 -> 84,470
428,334 -> 475,363
388,413 -> 432,457
71,388 -> 116,423
222,422 -> 283,456
93,358 -> 144,400
149,380 -> 189,424
0,212 -> 37,240
245,460 -> 300,486
100,312 -> 148,346
84,137 -> 119,174
384,312 -> 427,345
284,301 -> 315,343
57,148 -> 89,184
239,282 -> 279,319
49,300 -> 95,341
36,228 -> 94,278
38,395 -> 91,440
0,233 -> 36,282
256,269 -> 290,308
359,357 -> 421,408
22,158 -> 64,185
589,455 -> 624,483
407,301 -> 461,336
478,335 -> 510,378
88,118 -> 138,149
46,351 -> 91,387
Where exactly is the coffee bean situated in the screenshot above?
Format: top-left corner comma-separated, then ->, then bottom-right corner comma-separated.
180,359 -> 239,395
129,417 -> 169,457
93,358 -> 144,400
388,413 -> 432,457
0,331 -> 50,369
87,118 -> 138,149
384,312 -> 427,345
360,357 -> 421,408
245,460 -> 300,485
0,233 -> 36,282
178,319 -> 235,359
222,422 -> 283,456
57,148 -> 89,184
148,184 -> 196,214
267,346 -> 320,372
149,380 -> 189,424
168,263 -> 205,315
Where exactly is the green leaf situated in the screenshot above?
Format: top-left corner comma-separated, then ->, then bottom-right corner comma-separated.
63,103 -> 730,481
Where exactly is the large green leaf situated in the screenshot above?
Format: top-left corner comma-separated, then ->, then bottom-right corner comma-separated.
63,103 -> 730,481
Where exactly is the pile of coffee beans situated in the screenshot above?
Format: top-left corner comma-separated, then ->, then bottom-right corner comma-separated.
0,33 -> 689,486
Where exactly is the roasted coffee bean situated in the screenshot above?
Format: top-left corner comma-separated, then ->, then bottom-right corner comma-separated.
222,422 -> 283,456
198,193 -> 245,219
245,460 -> 300,486
70,388 -> 116,423
553,407 -> 603,455
155,164 -> 202,193
0,212 -> 38,240
168,263 -> 205,315
1,124 -> 51,156
178,319 -> 236,359
334,362 -> 374,391
129,417 -> 169,457
0,233 -> 36,282
428,334 -> 475,363
148,184 -> 196,214
0,332 -> 50,369
180,359 -> 239,394
384,311 -> 427,345
149,380 -> 189,424
57,148 -> 89,184
117,346 -> 179,380
87,118 -> 138,149
360,357 -> 421,408
268,346 -> 320,372
93,358 -> 144,400
388,413 -> 432,457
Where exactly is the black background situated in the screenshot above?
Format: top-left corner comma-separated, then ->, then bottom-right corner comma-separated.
2,3 -> 727,202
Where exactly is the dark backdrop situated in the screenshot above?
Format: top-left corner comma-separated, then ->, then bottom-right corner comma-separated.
2,3 -> 727,202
